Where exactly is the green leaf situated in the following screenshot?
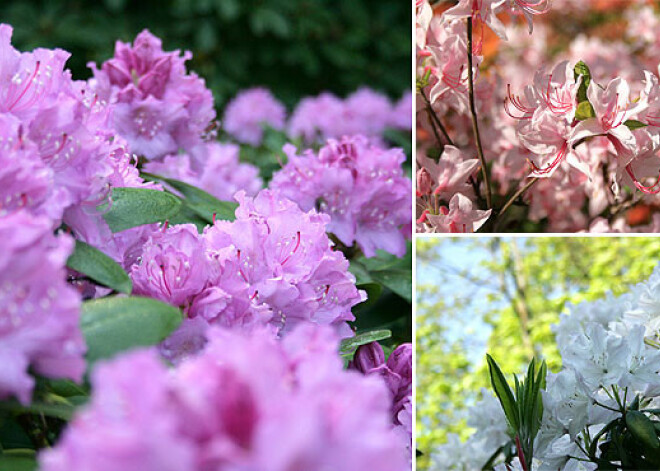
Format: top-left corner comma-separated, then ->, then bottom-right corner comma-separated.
80,296 -> 183,367
574,60 -> 592,104
369,269 -> 412,302
0,451 -> 37,471
486,354 -> 519,432
66,240 -> 132,294
142,174 -> 237,223
575,100 -> 596,121
354,282 -> 383,310
626,410 -> 660,451
339,329 -> 392,357
101,187 -> 181,232
624,119 -> 648,130
0,400 -> 75,421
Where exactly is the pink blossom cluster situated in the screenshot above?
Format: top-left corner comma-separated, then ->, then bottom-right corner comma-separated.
270,135 -> 412,257
289,89 -> 412,144
40,325 -> 409,471
0,211 -> 85,404
88,29 -> 215,160
416,0 -> 660,232
0,23 -> 133,401
129,189 -> 365,361
350,342 -> 413,456
222,87 -> 286,146
143,141 -> 263,201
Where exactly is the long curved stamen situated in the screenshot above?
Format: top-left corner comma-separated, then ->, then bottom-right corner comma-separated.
504,84 -> 535,119
8,61 -> 41,111
543,75 -> 573,114
529,142 -> 568,175
281,231 -> 301,265
625,164 -> 660,194
514,0 -> 551,14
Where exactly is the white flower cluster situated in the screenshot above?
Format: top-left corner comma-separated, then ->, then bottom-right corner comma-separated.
431,264 -> 660,471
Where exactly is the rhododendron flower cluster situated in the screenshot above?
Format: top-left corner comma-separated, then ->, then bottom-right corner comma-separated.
0,17 -> 411,470
222,87 -> 286,146
431,262 -> 660,471
351,342 -> 413,452
289,88 -> 412,144
0,211 -> 85,404
143,141 -> 262,201
130,189 -> 365,361
271,136 -> 412,257
417,0 -> 660,232
40,325 -> 409,471
88,29 -> 215,160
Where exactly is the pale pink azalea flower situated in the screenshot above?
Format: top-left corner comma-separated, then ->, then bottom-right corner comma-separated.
416,0 -> 434,50
570,77 -> 646,172
419,193 -> 491,233
442,0 -> 508,40
417,145 -> 479,201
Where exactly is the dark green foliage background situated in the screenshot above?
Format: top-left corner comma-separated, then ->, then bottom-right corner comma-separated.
4,0 -> 411,107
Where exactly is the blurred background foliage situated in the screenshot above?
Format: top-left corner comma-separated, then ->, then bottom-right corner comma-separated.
416,238 -> 660,470
4,0 -> 411,107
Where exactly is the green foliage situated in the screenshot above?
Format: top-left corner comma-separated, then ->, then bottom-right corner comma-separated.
574,60 -> 592,104
4,0 -> 410,107
487,355 -> 546,469
100,187 -> 182,232
339,329 -> 392,358
142,173 -> 238,224
416,238 -> 660,470
80,296 -> 183,367
66,240 -> 132,294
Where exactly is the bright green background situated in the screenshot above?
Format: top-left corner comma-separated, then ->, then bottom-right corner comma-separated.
4,0 -> 411,107
416,237 -> 660,470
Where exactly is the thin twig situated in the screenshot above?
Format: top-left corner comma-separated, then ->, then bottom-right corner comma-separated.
420,89 -> 455,146
498,177 -> 540,220
466,17 -> 492,209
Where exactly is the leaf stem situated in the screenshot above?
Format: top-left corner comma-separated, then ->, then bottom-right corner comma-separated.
466,17 -> 492,209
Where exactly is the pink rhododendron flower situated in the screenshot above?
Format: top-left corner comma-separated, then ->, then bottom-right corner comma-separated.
89,29 -> 215,160
143,142 -> 262,201
222,87 -> 286,146
0,211 -> 85,404
288,89 -> 397,143
40,325 -> 409,471
271,135 -> 412,257
129,189 -> 365,361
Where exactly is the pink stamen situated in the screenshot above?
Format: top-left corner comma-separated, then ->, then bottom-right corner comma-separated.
281,231 -> 301,265
626,164 -> 660,194
8,61 -> 41,111
529,142 -> 568,175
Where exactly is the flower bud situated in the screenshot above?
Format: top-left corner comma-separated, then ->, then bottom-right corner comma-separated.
387,344 -> 412,382
416,167 -> 433,195
351,342 -> 385,373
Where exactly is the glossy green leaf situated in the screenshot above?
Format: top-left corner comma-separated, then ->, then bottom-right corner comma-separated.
574,60 -> 592,104
66,240 -> 132,294
142,173 -> 237,223
487,354 -> 519,432
0,400 -> 75,421
575,100 -> 596,121
624,119 -> 648,130
0,451 -> 37,471
626,410 -> 660,451
80,296 -> 183,367
369,269 -> 412,302
339,329 -> 392,357
101,187 -> 181,232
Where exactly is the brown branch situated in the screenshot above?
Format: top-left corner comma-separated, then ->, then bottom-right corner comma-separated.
467,17 -> 492,209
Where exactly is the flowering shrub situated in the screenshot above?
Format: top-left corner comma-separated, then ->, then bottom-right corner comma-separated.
429,261 -> 660,471
0,19 -> 411,470
417,0 -> 660,232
